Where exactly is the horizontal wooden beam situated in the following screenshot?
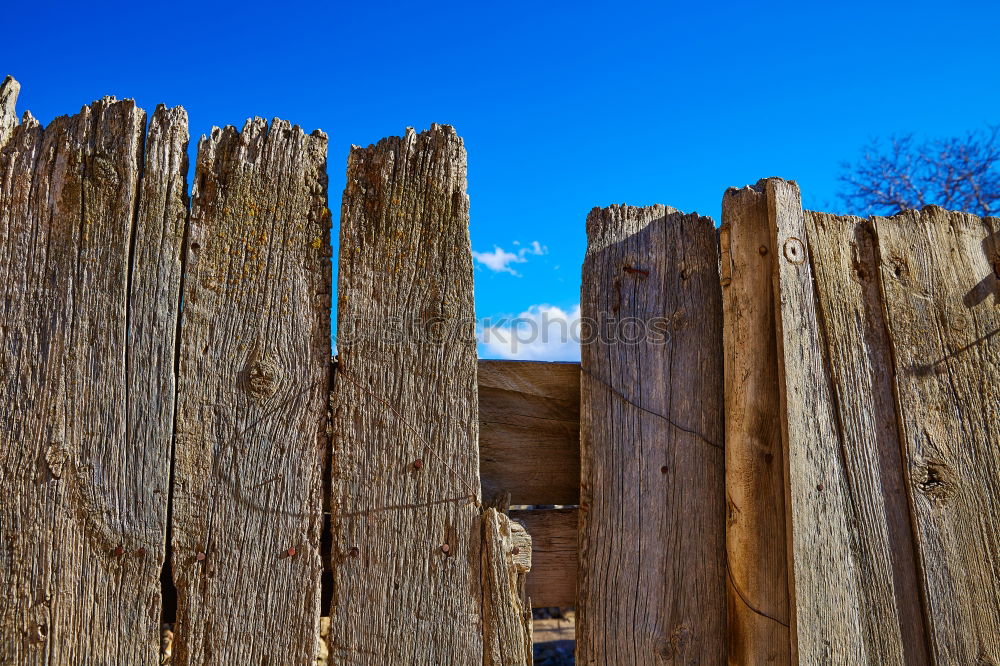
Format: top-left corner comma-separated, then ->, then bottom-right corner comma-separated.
478,360 -> 581,506
509,508 -> 578,608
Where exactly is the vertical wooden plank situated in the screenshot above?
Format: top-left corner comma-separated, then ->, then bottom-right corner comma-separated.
578,204 -> 726,664
482,508 -> 533,666
873,207 -> 1000,663
765,178 -> 880,663
329,125 -> 484,663
803,210 -> 931,664
720,186 -> 792,664
0,89 -> 181,661
172,118 -> 331,663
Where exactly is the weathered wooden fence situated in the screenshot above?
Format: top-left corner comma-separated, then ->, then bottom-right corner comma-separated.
1,77 -> 998,665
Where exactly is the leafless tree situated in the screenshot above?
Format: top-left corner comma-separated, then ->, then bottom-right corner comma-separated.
838,126 -> 1000,217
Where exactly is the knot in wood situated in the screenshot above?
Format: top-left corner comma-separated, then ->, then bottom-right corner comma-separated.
241,353 -> 281,400
915,459 -> 956,502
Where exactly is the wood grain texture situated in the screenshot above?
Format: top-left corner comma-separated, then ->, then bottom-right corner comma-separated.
478,360 -> 580,505
720,186 -> 792,665
804,210 -> 931,664
0,76 -> 18,147
765,178 -> 877,663
0,93 -> 182,662
509,508 -> 578,608
482,508 -> 533,666
329,125 -> 484,663
872,207 -> 1000,663
578,204 -> 726,665
172,118 -> 332,663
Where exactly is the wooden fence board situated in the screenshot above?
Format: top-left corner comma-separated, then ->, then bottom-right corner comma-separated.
172,118 -> 331,663
0,89 -> 181,662
766,178 -> 885,663
873,207 -> 1000,663
578,204 -> 726,664
478,360 -> 580,505
804,210 -> 930,664
329,125 -> 485,663
720,186 -> 792,664
509,508 -> 577,608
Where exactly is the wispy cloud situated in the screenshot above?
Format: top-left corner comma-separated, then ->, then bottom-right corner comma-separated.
472,240 -> 548,276
471,246 -> 525,275
478,303 -> 581,361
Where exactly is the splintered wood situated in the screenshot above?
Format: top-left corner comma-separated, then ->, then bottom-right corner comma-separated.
329,125 -> 488,663
578,204 -> 726,664
171,119 -> 332,663
0,81 -> 184,662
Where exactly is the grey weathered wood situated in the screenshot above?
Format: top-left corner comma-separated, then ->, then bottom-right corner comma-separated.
578,204 -> 726,664
0,76 -> 18,147
765,178 -> 877,663
329,125 -> 484,663
0,92 -> 181,662
172,118 -> 331,663
478,360 -> 580,505
509,508 -> 578,608
873,207 -> 1000,663
804,210 -> 931,664
482,508 -> 533,666
720,186 -> 792,665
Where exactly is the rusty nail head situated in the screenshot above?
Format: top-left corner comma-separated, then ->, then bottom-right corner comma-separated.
660,465 -> 669,474
113,546 -> 124,557
512,547 -> 520,555
440,544 -> 450,554
286,547 -> 297,557
817,484 -> 824,491
413,459 -> 423,470
135,547 -> 146,556
196,552 -> 206,561
758,245 -> 768,256
349,546 -> 360,558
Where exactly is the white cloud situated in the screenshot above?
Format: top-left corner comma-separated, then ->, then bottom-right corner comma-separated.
472,240 -> 548,276
520,240 -> 547,257
472,246 -> 526,275
479,304 -> 581,361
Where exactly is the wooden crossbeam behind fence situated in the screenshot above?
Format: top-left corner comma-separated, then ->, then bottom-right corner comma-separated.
2,76 -> 999,665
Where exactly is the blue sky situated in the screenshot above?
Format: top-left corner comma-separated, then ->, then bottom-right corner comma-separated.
4,0 -> 998,360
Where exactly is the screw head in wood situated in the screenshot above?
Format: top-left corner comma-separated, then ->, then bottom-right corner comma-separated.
784,238 -> 806,265
412,459 -> 424,470
440,544 -> 450,554
660,465 -> 669,474
349,546 -> 360,558
758,245 -> 769,256
816,484 -> 824,491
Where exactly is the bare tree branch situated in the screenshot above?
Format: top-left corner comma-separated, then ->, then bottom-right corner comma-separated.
838,126 -> 1000,216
